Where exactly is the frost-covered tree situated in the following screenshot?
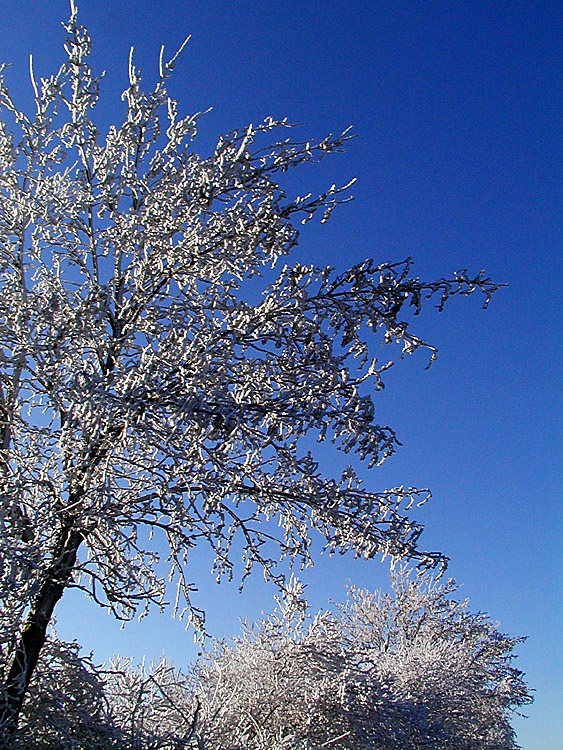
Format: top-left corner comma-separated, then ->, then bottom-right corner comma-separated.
102,656 -> 198,749
5,636 -> 197,749
8,635 -> 119,749
191,571 -> 532,749
0,3 -> 500,735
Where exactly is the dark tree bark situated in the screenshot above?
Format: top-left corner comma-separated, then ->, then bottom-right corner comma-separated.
0,520 -> 83,738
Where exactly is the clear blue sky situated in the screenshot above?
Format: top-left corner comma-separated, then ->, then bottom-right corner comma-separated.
1,2 -> 561,747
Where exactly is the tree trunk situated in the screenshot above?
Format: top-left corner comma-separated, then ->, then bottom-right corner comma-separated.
0,521 -> 83,738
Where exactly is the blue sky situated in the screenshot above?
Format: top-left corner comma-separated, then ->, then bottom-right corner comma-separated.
1,1 -> 561,747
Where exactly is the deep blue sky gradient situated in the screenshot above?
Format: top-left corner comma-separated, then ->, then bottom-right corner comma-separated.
1,2 -> 561,747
